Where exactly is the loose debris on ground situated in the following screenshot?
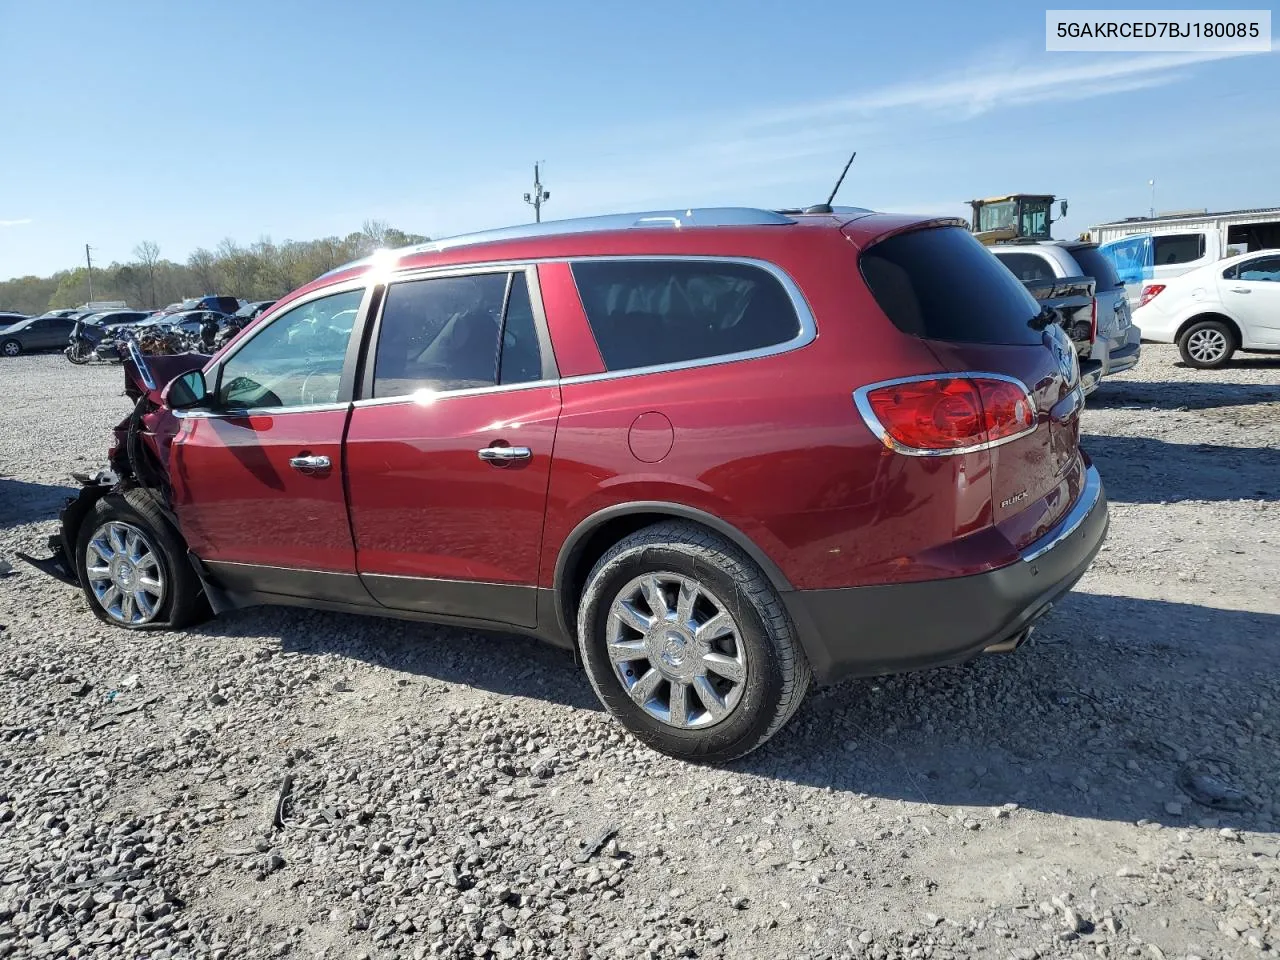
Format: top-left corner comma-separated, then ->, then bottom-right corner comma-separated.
1,346 -> 1277,959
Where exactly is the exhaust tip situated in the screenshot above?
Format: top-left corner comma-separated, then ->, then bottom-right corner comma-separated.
983,626 -> 1034,655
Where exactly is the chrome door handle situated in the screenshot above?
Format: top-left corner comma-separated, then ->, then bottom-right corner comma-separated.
477,446 -> 531,462
1230,287 -> 1251,293
289,454 -> 331,472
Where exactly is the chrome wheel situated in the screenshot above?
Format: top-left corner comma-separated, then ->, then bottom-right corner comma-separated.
84,521 -> 166,625
1187,328 -> 1228,364
606,572 -> 748,729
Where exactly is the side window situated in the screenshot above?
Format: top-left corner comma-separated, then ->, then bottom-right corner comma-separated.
216,288 -> 363,409
371,273 -> 508,398
570,259 -> 800,372
1153,233 -> 1205,266
498,272 -> 543,385
996,252 -> 1055,283
1237,256 -> 1280,283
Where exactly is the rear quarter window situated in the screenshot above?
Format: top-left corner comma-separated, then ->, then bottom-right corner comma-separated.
1067,246 -> 1125,290
861,226 -> 1043,346
570,259 -> 801,372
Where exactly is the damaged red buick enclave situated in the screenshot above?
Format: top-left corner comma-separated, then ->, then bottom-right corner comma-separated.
24,207 -> 1108,761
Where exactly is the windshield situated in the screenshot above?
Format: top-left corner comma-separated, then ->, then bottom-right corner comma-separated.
977,201 -> 1016,232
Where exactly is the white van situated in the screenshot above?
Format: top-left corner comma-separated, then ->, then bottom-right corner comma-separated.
1092,208 -> 1280,307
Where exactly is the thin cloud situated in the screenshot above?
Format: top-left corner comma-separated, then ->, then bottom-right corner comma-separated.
0,218 -> 32,227
749,50 -> 1263,124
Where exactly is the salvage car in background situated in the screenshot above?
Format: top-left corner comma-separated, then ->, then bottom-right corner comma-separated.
22,207 -> 1107,762
993,241 -> 1141,391
1135,249 -> 1280,367
1,313 -> 77,356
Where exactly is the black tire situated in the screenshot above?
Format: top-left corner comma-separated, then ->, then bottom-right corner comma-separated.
576,520 -> 811,762
1177,319 -> 1236,369
74,488 -> 208,630
1,339 -> 21,358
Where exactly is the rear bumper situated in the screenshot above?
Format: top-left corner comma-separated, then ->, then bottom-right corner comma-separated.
783,465 -> 1108,686
1105,336 -> 1141,375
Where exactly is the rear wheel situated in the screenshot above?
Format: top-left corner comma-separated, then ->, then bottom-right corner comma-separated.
74,489 -> 207,629
1178,319 -> 1235,368
576,521 -> 811,762
1,339 -> 21,357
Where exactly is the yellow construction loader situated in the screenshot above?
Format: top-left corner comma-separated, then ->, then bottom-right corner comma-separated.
970,194 -> 1068,245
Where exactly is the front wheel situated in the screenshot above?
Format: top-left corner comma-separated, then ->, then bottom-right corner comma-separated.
1,339 -> 21,358
74,488 -> 208,629
1178,319 -> 1236,368
65,343 -> 90,364
576,521 -> 811,763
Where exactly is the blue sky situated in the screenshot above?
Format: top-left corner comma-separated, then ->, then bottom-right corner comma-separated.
0,0 -> 1276,280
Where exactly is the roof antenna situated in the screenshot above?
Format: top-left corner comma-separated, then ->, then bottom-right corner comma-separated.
804,151 -> 856,214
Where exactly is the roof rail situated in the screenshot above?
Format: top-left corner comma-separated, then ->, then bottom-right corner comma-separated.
317,207 -> 798,280
404,207 -> 795,255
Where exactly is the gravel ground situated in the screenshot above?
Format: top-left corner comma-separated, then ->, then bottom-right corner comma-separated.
1,345 -> 1278,960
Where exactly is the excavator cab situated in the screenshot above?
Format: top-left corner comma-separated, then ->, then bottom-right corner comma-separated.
970,194 -> 1067,245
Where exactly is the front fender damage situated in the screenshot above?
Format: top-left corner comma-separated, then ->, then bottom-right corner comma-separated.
16,470 -> 118,586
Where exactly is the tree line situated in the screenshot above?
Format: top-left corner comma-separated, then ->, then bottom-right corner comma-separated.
0,221 -> 429,316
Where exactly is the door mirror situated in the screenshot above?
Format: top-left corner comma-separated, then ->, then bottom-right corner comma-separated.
165,370 -> 209,409
1058,199 -> 1069,219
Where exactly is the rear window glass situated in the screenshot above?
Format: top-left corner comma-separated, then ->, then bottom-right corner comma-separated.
861,227 -> 1043,346
1068,245 -> 1125,290
1153,233 -> 1205,265
995,251 -> 1055,283
570,259 -> 800,371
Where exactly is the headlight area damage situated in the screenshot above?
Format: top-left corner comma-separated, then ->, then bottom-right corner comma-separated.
18,353 -> 208,587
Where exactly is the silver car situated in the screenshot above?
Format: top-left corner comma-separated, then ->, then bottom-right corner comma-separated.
992,241 -> 1142,386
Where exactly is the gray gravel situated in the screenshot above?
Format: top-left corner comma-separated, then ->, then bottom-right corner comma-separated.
1,345 -> 1278,960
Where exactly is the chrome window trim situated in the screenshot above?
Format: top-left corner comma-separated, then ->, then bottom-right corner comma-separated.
351,377 -> 559,409
174,400 -> 351,420
1020,464 -> 1103,562
343,254 -> 814,401
852,372 -> 1037,457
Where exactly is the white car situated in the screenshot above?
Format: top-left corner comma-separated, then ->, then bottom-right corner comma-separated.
1134,249 -> 1280,368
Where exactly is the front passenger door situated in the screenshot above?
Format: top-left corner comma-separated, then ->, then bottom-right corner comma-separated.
169,286 -> 373,602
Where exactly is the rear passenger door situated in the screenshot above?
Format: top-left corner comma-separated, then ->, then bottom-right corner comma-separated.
344,266 -> 561,627
1220,255 -> 1280,346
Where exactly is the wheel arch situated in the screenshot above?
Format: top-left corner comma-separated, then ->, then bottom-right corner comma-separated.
552,502 -> 792,644
1175,311 -> 1242,346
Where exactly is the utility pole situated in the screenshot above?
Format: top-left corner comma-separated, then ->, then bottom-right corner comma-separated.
1148,179 -> 1156,219
85,244 -> 95,303
523,163 -> 551,223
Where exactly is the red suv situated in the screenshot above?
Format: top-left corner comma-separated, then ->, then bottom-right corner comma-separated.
29,207 -> 1108,761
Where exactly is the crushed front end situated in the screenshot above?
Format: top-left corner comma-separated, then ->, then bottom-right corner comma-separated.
17,354 -> 206,585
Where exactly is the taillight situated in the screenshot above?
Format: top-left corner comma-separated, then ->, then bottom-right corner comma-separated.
1138,284 -> 1165,308
854,374 -> 1036,456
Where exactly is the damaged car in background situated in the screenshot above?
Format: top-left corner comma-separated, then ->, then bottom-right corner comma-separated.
21,207 -> 1109,762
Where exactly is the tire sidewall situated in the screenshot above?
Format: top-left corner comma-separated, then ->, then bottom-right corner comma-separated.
578,541 -> 787,761
75,495 -> 183,630
1179,321 -> 1234,369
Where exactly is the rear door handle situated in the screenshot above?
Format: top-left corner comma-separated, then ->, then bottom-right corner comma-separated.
1230,287 -> 1251,294
478,446 -> 531,462
289,454 -> 331,472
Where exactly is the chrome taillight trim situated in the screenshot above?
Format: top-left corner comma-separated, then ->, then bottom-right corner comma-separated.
852,371 -> 1038,458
